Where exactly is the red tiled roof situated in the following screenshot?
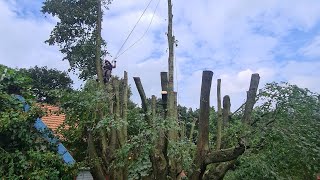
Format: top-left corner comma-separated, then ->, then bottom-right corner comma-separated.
39,104 -> 66,133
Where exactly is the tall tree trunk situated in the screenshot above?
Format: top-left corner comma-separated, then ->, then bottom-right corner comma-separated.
121,71 -> 129,180
167,0 -> 178,177
106,81 -> 116,179
191,70 -> 214,180
216,79 -> 222,150
115,79 -> 124,179
167,0 -> 175,107
242,74 -> 260,124
154,72 -> 169,179
95,0 -> 104,85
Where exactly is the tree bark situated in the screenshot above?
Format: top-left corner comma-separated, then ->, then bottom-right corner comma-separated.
153,73 -> 168,179
216,79 -> 222,150
122,71 -> 128,143
133,77 -> 148,114
242,74 -> 260,124
122,71 -> 128,180
222,95 -> 231,128
204,143 -> 245,165
161,72 -> 168,118
95,0 -> 104,85
167,0 -> 175,114
204,160 -> 236,180
191,70 -> 213,180
110,79 -> 123,179
151,95 -> 156,123
88,131 -> 106,180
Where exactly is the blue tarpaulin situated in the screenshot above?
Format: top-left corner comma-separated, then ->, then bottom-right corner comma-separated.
15,95 -> 75,165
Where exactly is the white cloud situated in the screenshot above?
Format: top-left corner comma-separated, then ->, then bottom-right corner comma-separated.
1,0 -> 320,110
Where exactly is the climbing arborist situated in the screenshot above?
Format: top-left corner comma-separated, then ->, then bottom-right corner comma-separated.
103,59 -> 116,83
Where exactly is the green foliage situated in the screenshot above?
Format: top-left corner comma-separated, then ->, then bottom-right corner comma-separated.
0,64 -> 32,97
19,66 -> 73,104
57,79 -> 109,161
225,82 -> 320,180
0,65 -> 76,179
42,0 -> 112,80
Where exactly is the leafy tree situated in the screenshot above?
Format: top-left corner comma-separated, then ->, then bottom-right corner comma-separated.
225,82 -> 320,180
0,64 -> 76,179
19,66 -> 73,104
42,0 -> 112,80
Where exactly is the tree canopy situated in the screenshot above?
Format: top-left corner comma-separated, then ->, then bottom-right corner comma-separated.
42,0 -> 112,80
19,66 -> 73,104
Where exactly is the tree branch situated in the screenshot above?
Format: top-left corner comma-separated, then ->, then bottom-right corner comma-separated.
204,142 -> 245,165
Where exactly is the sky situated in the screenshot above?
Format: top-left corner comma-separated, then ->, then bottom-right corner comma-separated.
1,0 -> 320,111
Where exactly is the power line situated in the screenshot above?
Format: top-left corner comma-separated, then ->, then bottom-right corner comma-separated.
113,0 -> 155,61
115,0 -> 160,59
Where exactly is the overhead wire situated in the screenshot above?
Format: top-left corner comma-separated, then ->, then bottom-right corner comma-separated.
115,0 -> 161,59
65,0 -> 159,62
113,0 -> 155,61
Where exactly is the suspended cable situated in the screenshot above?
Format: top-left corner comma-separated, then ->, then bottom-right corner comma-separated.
116,0 -> 160,59
113,0 -> 155,61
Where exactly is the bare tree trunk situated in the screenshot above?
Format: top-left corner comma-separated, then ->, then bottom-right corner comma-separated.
191,70 -> 213,180
115,79 -> 125,179
216,79 -> 222,150
121,71 -> 128,180
242,74 -> 260,124
151,95 -> 156,122
222,95 -> 231,128
95,0 -> 104,85
133,77 -> 148,113
122,71 -> 128,143
166,4 -> 178,177
133,77 -> 151,123
167,0 -> 175,114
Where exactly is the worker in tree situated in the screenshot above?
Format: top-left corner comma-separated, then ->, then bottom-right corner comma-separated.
103,59 -> 116,83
